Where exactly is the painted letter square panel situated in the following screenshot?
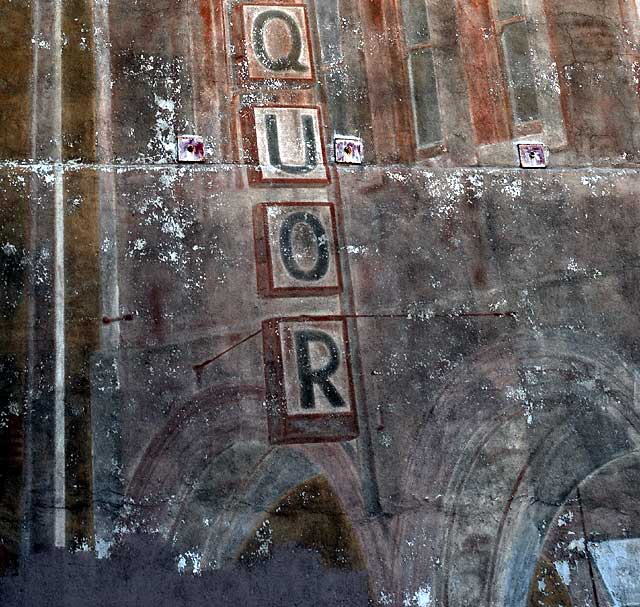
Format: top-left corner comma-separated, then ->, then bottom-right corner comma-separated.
254,202 -> 342,298
242,105 -> 330,185
236,4 -> 315,82
262,316 -> 359,444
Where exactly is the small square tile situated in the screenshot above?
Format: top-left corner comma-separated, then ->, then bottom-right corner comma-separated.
517,143 -> 547,169
177,135 -> 205,162
335,136 -> 363,165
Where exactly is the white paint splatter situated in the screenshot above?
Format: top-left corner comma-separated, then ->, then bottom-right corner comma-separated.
407,302 -> 435,321
387,171 -> 408,183
567,258 -> 580,272
2,243 -> 17,256
403,585 -> 432,607
176,551 -> 203,575
557,511 -> 574,527
95,537 -> 112,559
554,560 -> 571,586
151,95 -> 177,158
567,537 -> 586,554
500,177 -> 523,199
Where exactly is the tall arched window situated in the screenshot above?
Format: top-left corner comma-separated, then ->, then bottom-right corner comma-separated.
359,0 -> 565,162
456,0 -> 566,158
399,0 -> 444,153
494,0 -> 541,132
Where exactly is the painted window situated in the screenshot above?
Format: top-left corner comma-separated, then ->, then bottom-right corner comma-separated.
457,0 -> 561,146
493,0 -> 540,130
361,0 -> 565,159
399,0 -> 443,150
619,0 -> 640,94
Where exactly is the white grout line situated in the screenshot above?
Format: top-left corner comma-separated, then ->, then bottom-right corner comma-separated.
0,160 -> 639,175
52,0 -> 66,549
53,165 -> 66,548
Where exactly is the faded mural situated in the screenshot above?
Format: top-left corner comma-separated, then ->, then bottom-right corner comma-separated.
1,0 -> 640,606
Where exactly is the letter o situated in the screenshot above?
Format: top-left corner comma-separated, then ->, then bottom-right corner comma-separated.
279,212 -> 330,282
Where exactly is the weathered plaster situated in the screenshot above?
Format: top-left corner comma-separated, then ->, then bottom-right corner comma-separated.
2,1 -> 640,606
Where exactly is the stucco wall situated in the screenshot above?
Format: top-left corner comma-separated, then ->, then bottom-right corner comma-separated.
1,1 -> 640,606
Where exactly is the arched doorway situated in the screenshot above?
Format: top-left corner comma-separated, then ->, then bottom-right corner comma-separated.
396,332 -> 640,607
238,475 -> 366,571
122,382 -> 387,588
527,452 -> 640,607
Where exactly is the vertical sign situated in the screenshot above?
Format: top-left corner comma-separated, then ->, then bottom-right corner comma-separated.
235,3 -> 328,186
233,1 -> 360,444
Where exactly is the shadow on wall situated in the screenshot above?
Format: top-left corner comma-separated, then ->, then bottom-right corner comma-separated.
0,534 -> 369,607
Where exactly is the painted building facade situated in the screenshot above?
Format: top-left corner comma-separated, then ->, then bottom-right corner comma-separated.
1,1 -> 640,605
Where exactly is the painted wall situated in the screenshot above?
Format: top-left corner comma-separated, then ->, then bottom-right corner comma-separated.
1,1 -> 640,606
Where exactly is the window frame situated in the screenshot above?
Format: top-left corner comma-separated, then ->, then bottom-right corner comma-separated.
455,0 -> 567,161
489,2 -> 544,138
396,0 -> 446,159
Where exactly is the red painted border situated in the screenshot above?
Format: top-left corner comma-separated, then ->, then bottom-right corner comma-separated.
240,103 -> 331,186
253,202 -> 343,298
262,316 -> 359,445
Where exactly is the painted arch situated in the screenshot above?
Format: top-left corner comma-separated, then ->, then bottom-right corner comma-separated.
396,331 -> 640,607
124,382 -> 388,586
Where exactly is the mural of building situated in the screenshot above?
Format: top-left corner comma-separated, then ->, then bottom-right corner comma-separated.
1,0 -> 640,605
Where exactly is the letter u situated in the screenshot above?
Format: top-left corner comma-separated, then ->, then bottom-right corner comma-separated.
266,113 -> 318,175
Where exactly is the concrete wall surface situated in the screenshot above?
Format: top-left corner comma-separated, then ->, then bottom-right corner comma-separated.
1,1 -> 640,606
